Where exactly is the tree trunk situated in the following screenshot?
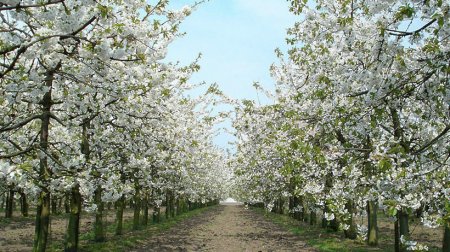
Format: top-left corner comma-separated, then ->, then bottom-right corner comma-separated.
343,200 -> 357,239
33,65 -> 59,252
153,206 -> 161,223
367,200 -> 378,246
170,192 -> 175,218
299,197 -> 306,222
94,186 -> 105,242
289,196 -> 294,218
176,196 -> 181,216
1,194 -> 5,210
5,189 -> 14,218
166,190 -> 175,219
165,193 -> 170,219
271,199 -> 278,213
322,205 -> 339,231
20,191 -> 29,217
64,185 -> 81,252
133,186 -> 141,230
142,194 -> 149,226
310,211 -> 316,225
399,209 -> 409,252
51,196 -> 58,215
115,195 -> 125,235
395,216 -> 400,252
443,220 -> 450,252
64,195 -> 70,214
34,190 -> 51,252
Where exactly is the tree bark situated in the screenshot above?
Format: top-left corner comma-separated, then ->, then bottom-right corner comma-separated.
33,64 -> 60,252
133,185 -> 141,230
289,196 -> 294,218
64,195 -> 70,214
5,189 -> 14,218
399,209 -> 410,252
153,206 -> 161,223
93,186 -> 105,242
395,216 -> 400,252
170,192 -> 175,218
344,200 -> 357,239
115,195 -> 125,235
51,196 -> 58,215
142,193 -> 149,226
33,190 -> 51,252
20,191 -> 28,217
1,194 -> 5,210
310,210 -> 316,225
64,184 -> 81,252
367,200 -> 378,246
443,220 -> 450,252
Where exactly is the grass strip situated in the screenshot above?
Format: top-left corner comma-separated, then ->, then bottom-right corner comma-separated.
251,207 -> 389,252
47,206 -> 217,252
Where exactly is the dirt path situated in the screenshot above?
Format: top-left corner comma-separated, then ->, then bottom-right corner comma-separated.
134,204 -> 315,252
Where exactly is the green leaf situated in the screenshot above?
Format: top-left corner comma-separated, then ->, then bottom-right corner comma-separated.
395,5 -> 415,20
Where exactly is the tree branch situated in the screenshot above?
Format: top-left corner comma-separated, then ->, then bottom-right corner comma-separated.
0,0 -> 65,11
387,19 -> 437,37
0,146 -> 34,159
0,114 -> 41,132
49,112 -> 66,126
413,125 -> 450,155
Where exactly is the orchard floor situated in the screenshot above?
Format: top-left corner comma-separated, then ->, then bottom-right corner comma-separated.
0,208 -> 136,252
133,204 -> 316,252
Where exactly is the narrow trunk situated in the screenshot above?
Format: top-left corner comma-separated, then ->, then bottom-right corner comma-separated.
64,185 -> 81,252
64,195 -> 70,214
271,199 -> 278,213
133,185 -> 141,230
299,197 -> 306,222
51,196 -> 58,215
115,195 -> 125,235
322,173 -> 338,231
176,197 -> 181,216
153,206 -> 161,223
5,189 -> 14,218
343,200 -> 357,239
142,194 -> 149,226
289,196 -> 294,218
322,205 -> 339,231
165,193 -> 170,219
33,190 -> 51,252
170,192 -> 175,218
1,194 -> 5,209
367,200 -> 378,246
278,197 -> 284,214
395,217 -> 400,252
20,191 -> 29,217
93,186 -> 105,242
33,65 -> 59,252
443,220 -> 450,252
399,209 -> 409,252
310,211 -> 316,225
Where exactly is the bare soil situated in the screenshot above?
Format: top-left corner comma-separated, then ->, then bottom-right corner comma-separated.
0,208 -> 135,252
133,204 -> 316,252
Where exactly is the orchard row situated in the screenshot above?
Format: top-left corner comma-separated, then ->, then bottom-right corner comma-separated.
232,1 -> 449,252
0,1 -> 229,252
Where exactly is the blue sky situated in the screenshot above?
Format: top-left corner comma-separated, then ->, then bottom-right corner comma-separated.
165,0 -> 297,149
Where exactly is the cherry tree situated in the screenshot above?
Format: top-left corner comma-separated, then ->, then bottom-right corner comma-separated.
234,0 -> 449,251
1,1 -> 229,251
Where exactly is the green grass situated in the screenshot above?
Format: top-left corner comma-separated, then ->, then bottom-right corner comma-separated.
47,206 -> 217,252
252,208 -> 390,252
